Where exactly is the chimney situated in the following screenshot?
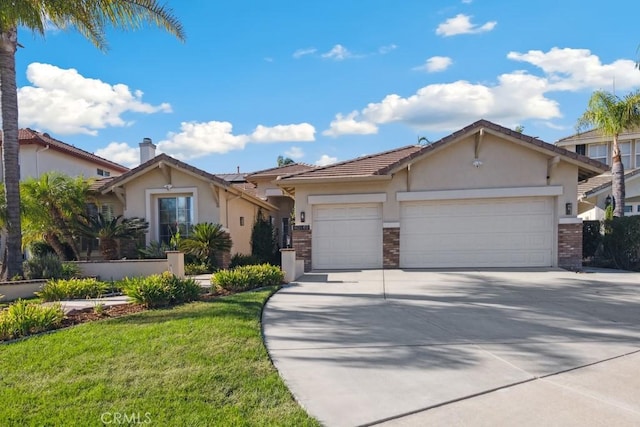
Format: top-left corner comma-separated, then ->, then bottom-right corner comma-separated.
139,137 -> 156,164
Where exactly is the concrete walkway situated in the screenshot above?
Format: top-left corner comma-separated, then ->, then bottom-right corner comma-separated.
263,269 -> 640,426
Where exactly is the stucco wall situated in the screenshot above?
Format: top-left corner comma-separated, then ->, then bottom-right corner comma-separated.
292,134 -> 581,225
74,259 -> 168,281
17,145 -> 124,180
225,196 -> 260,255
120,167 -> 222,243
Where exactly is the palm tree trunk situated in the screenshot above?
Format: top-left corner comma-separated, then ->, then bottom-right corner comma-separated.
0,28 -> 24,279
611,134 -> 626,217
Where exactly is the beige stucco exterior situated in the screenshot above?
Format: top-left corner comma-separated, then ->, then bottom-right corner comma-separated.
6,145 -> 125,180
103,161 -> 274,257
291,133 -> 581,226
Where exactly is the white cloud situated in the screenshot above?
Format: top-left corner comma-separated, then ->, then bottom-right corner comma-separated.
325,47 -> 640,137
507,47 -> 640,91
323,111 -> 378,137
285,146 -> 305,159
18,63 -> 171,135
413,56 -> 453,73
435,14 -> 496,37
315,154 -> 338,166
322,44 -> 353,61
155,121 -> 316,160
378,44 -> 398,55
293,48 -> 317,58
94,142 -> 139,168
250,123 -> 315,143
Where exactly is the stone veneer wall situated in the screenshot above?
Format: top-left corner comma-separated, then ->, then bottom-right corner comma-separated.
383,227 -> 400,269
292,228 -> 312,271
558,223 -> 582,270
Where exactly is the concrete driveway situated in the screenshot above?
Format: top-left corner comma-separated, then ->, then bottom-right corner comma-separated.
262,269 -> 640,426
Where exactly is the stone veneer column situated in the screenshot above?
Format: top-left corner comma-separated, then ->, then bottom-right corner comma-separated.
292,227 -> 312,271
383,227 -> 400,269
558,222 -> 582,270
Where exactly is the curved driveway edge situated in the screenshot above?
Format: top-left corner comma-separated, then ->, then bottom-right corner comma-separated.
262,269 -> 640,426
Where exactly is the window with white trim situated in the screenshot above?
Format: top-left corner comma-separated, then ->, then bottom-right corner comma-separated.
97,168 -> 111,177
624,205 -> 633,214
588,143 -> 608,164
620,141 -> 631,170
635,140 -> 640,169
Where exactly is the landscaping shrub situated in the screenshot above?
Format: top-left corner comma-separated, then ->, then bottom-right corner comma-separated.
23,253 -> 64,280
582,220 -> 602,259
37,278 -> 111,302
61,262 -> 82,279
121,272 -> 202,308
229,253 -> 261,269
251,210 -> 280,265
212,264 -> 284,292
0,300 -> 64,340
185,263 -> 210,275
602,216 -> 640,270
138,240 -> 170,259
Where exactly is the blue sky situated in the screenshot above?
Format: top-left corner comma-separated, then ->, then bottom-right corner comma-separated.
12,0 -> 640,173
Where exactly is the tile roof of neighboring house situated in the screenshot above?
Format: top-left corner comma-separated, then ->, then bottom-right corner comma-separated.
231,182 -> 258,197
89,177 -> 115,192
556,127 -> 640,145
280,120 -> 608,182
245,163 -> 316,180
216,173 -> 248,183
98,153 -> 276,211
6,129 -> 129,173
578,168 -> 640,199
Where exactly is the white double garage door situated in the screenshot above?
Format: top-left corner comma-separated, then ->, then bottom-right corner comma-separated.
312,197 -> 554,270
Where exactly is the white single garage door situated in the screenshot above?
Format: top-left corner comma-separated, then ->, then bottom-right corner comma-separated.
312,203 -> 383,269
400,197 -> 554,268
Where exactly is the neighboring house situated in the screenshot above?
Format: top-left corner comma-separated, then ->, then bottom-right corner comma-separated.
0,129 -> 129,180
556,128 -> 640,219
97,142 -> 277,258
277,120 -> 607,271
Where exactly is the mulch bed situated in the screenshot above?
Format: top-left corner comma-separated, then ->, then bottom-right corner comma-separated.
60,303 -> 148,327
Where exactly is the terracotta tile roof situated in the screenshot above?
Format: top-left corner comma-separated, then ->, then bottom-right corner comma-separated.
89,177 -> 115,192
216,173 -> 247,182
579,168 -> 640,198
231,182 -> 258,197
5,129 -> 129,173
280,120 -> 608,182
280,146 -> 422,179
246,163 -> 316,180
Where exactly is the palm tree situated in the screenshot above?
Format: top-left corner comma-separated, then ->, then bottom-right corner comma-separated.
21,172 -> 92,260
577,90 -> 640,217
180,223 -> 232,270
77,213 -> 149,260
0,1 -> 184,278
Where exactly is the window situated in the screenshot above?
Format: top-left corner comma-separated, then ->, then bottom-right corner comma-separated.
158,197 -> 193,244
620,141 -> 631,170
97,168 -> 111,177
588,144 -> 608,164
624,205 -> 633,214
575,144 -> 586,155
635,140 -> 640,169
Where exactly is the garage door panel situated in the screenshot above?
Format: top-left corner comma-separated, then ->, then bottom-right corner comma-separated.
313,204 -> 382,270
400,197 -> 553,268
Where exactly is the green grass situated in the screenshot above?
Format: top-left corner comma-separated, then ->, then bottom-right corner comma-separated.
0,287 -> 319,426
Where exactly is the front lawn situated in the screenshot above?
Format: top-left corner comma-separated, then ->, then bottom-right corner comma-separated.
0,287 -> 319,426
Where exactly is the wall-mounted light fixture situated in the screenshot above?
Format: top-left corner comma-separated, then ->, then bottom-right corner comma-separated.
240,216 -> 244,226
565,202 -> 573,216
300,211 -> 306,223
605,195 -> 613,209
